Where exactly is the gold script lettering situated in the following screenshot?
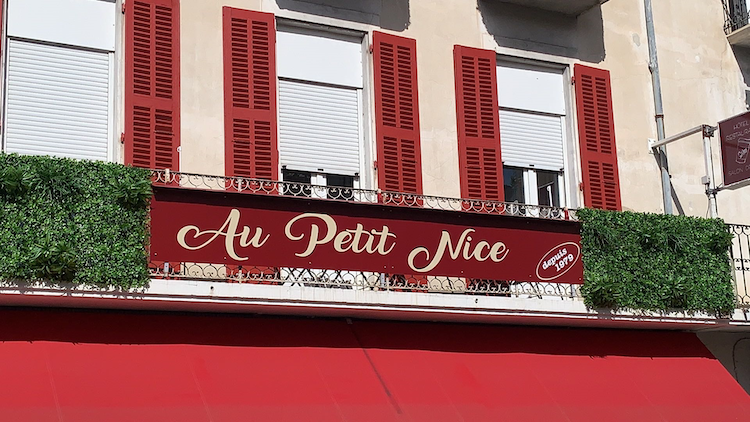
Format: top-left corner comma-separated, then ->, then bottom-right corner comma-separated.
285,213 -> 397,257
176,209 -> 269,261
285,213 -> 337,258
407,229 -> 509,273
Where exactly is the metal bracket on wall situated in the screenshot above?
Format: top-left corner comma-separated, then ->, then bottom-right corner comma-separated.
703,125 -> 717,138
648,124 -> 720,218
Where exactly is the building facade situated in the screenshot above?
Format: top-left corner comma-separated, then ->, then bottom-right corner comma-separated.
1,0 -> 746,219
2,0 -> 750,420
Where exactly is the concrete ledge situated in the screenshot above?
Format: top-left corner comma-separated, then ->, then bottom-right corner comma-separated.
1,279 -> 749,331
728,24 -> 750,48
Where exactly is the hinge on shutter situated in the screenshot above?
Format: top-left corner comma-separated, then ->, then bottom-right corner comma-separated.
368,44 -> 373,54
571,76 -> 576,85
578,182 -> 584,192
120,133 -> 125,144
373,160 -> 378,170
121,1 -> 126,14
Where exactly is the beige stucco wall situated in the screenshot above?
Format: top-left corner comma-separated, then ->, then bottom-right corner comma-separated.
178,0 -> 749,224
398,0 -> 482,199
598,0 -> 748,224
598,0 -> 660,214
179,0 -> 480,199
649,0 -> 748,224
180,0 -> 261,177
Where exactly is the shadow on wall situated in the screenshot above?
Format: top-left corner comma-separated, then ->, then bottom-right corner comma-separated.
477,1 -> 605,63
275,0 -> 410,31
730,46 -> 750,109
734,338 -> 750,393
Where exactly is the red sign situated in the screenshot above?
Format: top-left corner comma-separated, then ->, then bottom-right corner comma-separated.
719,111 -> 750,186
150,187 -> 583,283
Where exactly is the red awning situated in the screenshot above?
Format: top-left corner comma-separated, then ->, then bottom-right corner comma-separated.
0,308 -> 748,421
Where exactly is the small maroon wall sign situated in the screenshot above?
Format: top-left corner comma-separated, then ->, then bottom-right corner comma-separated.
719,111 -> 750,186
150,187 -> 584,284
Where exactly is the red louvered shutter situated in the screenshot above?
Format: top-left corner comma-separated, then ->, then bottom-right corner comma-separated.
223,7 -> 278,180
373,31 -> 423,195
574,64 -> 622,211
453,46 -> 504,201
125,0 -> 180,170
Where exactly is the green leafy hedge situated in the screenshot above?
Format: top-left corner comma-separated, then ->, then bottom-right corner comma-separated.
578,208 -> 736,315
0,154 -> 151,288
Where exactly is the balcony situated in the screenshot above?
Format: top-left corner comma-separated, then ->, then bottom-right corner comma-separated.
147,173 -> 580,298
140,171 -> 750,329
1,159 -> 749,330
146,170 -> 583,297
725,0 -> 750,46
489,0 -> 609,16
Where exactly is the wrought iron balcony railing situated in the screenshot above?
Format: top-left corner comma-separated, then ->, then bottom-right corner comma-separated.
151,170 -> 575,220
731,224 -> 750,307
148,261 -> 582,300
724,0 -> 750,34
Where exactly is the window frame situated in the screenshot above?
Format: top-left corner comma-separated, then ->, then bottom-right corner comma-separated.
0,0 -> 120,162
503,165 -> 565,207
496,55 -> 577,208
275,19 -> 372,190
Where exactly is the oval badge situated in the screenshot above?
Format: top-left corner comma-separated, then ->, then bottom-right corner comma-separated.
535,242 -> 581,281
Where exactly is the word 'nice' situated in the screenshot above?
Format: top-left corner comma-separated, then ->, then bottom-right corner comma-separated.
407,229 -> 509,273
284,213 -> 396,258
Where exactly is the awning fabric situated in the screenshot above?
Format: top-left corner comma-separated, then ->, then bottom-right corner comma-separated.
0,308 -> 748,421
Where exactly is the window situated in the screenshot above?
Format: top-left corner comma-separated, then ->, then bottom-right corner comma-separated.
276,24 -> 366,195
497,60 -> 568,207
503,166 -> 563,207
537,170 -> 561,207
281,168 -> 312,197
3,0 -> 116,161
281,168 -> 355,200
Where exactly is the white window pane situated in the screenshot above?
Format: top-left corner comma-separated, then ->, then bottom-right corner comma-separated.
496,64 -> 565,115
277,30 -> 363,88
8,0 -> 116,51
5,40 -> 110,161
503,167 -> 525,203
537,170 -> 561,207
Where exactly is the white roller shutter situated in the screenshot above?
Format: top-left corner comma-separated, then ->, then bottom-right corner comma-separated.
499,109 -> 564,171
5,40 -> 111,161
278,79 -> 361,175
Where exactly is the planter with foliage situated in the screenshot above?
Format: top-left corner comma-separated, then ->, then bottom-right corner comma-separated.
577,208 -> 736,315
0,154 -> 151,288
